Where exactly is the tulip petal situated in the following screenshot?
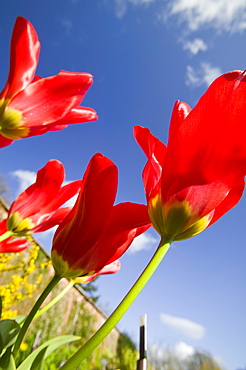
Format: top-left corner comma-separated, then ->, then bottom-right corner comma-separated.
71,203 -> 150,273
26,107 -> 98,136
0,219 -> 28,253
163,71 -> 246,197
134,126 -> 166,201
52,153 -> 118,261
0,17 -> 40,100
9,160 -> 65,218
31,180 -> 82,232
10,71 -> 94,126
210,178 -> 245,226
0,135 -> 14,148
81,260 -> 121,283
33,207 -> 73,233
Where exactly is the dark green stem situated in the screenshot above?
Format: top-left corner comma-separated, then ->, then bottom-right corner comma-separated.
13,274 -> 61,357
60,237 -> 171,370
34,280 -> 74,319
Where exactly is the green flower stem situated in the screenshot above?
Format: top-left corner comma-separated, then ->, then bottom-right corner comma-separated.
60,237 -> 172,370
34,280 -> 75,319
0,230 -> 14,242
13,274 -> 61,357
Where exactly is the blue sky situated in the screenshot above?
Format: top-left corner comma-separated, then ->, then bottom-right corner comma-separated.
1,1 -> 246,369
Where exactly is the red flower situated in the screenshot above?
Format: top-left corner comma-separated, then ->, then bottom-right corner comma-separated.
6,160 -> 81,237
0,17 -> 97,148
0,219 -> 28,253
51,153 -> 150,278
134,71 -> 246,241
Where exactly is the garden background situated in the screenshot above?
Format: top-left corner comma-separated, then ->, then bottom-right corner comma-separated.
0,1 -> 246,369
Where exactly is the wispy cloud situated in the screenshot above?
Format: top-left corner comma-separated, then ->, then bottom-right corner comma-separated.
112,0 -> 246,35
150,341 -> 195,361
160,313 -> 206,340
12,170 -> 36,195
127,232 -> 158,254
173,341 -> 195,359
164,0 -> 246,33
113,0 -> 155,18
181,38 -> 208,55
61,19 -> 73,35
185,62 -> 222,87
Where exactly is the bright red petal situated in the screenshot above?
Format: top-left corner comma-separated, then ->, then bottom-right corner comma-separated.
162,71 -> 246,198
169,180 -> 231,218
71,203 -> 150,273
52,107 -> 98,125
9,160 -> 65,218
31,180 -> 82,231
52,153 -> 118,261
0,135 -> 14,148
33,207 -> 72,232
26,107 -> 98,136
82,260 -> 121,283
0,219 -> 28,253
134,125 -> 166,201
209,178 -> 245,226
0,17 -> 40,100
10,71 -> 94,126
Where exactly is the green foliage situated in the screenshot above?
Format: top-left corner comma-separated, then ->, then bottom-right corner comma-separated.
149,347 -> 223,370
81,278 -> 99,304
0,320 -> 20,355
18,335 -> 80,370
185,352 -> 222,370
116,333 -> 138,370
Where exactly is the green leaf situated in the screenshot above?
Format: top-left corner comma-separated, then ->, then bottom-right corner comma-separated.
0,320 -> 20,353
6,355 -> 16,370
29,347 -> 47,370
17,335 -> 80,370
0,349 -> 16,370
11,317 -> 26,326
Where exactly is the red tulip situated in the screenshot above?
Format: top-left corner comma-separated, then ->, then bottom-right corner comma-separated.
51,153 -> 150,278
0,219 -> 28,253
134,70 -> 246,241
5,160 -> 81,237
0,17 -> 97,148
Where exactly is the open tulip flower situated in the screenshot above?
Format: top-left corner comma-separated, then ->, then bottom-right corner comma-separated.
134,70 -> 246,242
0,159 -> 82,239
0,219 -> 28,253
51,153 -> 150,279
0,17 -> 97,148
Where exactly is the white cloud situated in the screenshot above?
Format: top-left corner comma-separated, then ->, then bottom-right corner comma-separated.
182,38 -> 208,55
127,232 -> 158,254
186,62 -> 222,87
165,0 -> 246,33
160,313 -> 206,340
112,0 -> 246,34
173,341 -> 195,359
150,341 -> 195,362
12,170 -> 36,195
